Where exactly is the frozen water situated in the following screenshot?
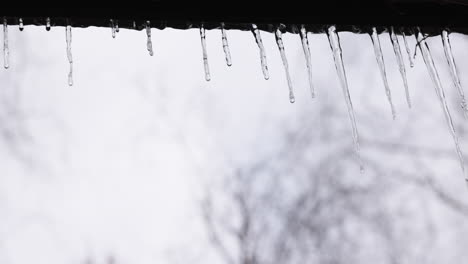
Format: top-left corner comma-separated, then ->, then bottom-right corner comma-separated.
251,24 -> 269,80
220,23 -> 232,66
327,26 -> 363,171
200,25 -> 211,81
3,18 -> 8,69
299,25 -> 315,98
66,25 -> 73,86
370,27 -> 396,119
146,21 -> 154,56
389,27 -> 411,108
275,28 -> 295,103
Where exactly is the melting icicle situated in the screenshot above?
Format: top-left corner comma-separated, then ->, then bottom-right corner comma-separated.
389,27 -> 411,108
146,21 -> 153,56
3,18 -> 8,69
327,26 -> 363,171
370,27 -> 396,119
18,18 -> 23,31
251,24 -> 269,80
416,28 -> 467,183
46,17 -> 51,31
299,25 -> 315,98
220,23 -> 232,66
402,32 -> 415,67
110,19 -> 116,38
275,28 -> 295,103
441,30 -> 468,118
200,25 -> 210,81
66,25 -> 73,86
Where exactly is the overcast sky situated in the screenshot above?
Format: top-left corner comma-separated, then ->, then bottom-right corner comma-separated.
0,25 -> 467,264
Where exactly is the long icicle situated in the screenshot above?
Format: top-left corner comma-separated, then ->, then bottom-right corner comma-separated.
416,28 -> 467,184
220,23 -> 232,66
389,26 -> 411,108
327,26 -> 363,171
370,27 -> 396,119
200,25 -> 211,81
402,31 -> 415,68
299,25 -> 315,98
251,24 -> 269,80
3,18 -> 8,69
66,25 -> 73,86
441,30 -> 468,118
146,21 -> 153,56
275,28 -> 295,103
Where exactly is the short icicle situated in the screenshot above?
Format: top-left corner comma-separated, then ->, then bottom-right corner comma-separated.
299,25 -> 315,98
110,19 -> 116,38
3,18 -> 8,69
275,27 -> 295,103
441,30 -> 468,118
327,26 -> 363,171
66,25 -> 73,86
220,23 -> 232,66
402,31 -> 415,67
146,21 -> 153,56
200,25 -> 210,81
115,20 -> 119,33
389,26 -> 411,108
46,17 -> 51,31
251,24 -> 269,80
370,27 -> 396,119
416,28 -> 467,185
18,18 -> 24,31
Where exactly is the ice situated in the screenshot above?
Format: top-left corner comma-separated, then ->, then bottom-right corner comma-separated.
299,25 -> 315,98
251,24 -> 269,80
146,21 -> 154,56
275,28 -> 295,103
200,25 -> 211,81
389,27 -> 411,108
220,23 -> 232,66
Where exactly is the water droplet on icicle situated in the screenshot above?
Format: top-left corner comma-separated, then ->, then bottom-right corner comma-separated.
18,18 -> 24,31
146,21 -> 153,56
220,23 -> 232,66
416,28 -> 467,183
402,31 -> 415,68
251,24 -> 269,80
3,18 -> 9,69
200,25 -> 210,81
46,17 -> 51,31
299,25 -> 315,98
441,30 -> 468,118
110,19 -> 116,38
275,27 -> 295,103
389,26 -> 411,108
66,25 -> 73,86
327,26 -> 363,171
370,27 -> 396,119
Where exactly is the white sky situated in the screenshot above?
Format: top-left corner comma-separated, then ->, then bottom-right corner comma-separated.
0,25 -> 467,263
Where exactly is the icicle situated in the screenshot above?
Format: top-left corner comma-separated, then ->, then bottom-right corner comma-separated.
327,26 -> 363,171
416,28 -> 467,183
66,25 -> 73,86
370,27 -> 396,119
402,32 -> 415,67
132,21 -> 137,29
299,25 -> 315,98
3,18 -> 9,69
220,23 -> 232,66
200,25 -> 210,81
146,21 -> 153,56
389,27 -> 411,108
18,18 -> 24,31
251,24 -> 269,80
441,30 -> 468,118
46,17 -> 51,31
115,20 -> 119,33
275,28 -> 295,103
110,19 -> 116,38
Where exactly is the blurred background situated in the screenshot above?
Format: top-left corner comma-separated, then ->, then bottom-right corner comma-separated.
0,25 -> 467,264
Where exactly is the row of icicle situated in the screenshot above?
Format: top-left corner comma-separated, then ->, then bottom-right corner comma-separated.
1,18 -> 467,185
